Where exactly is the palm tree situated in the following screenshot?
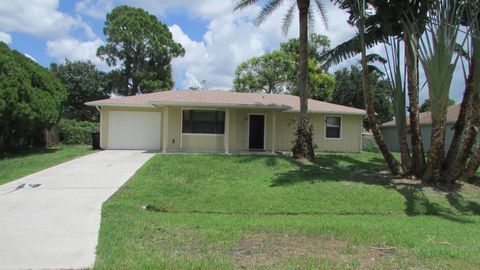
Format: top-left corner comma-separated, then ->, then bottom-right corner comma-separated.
331,0 -> 401,175
234,0 -> 328,160
443,0 -> 480,182
404,0 -> 463,182
322,0 -> 430,176
462,145 -> 480,181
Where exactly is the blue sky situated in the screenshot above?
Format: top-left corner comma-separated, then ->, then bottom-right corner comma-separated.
0,0 -> 468,103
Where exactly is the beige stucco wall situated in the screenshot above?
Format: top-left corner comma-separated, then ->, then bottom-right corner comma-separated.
99,105 -> 363,153
274,112 -> 363,152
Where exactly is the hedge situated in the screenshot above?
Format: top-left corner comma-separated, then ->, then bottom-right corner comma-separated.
58,119 -> 99,145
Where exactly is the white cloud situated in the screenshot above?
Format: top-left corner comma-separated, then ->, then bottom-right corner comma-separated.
46,38 -> 111,70
23,53 -> 37,62
0,31 -> 12,44
0,0 -> 94,39
75,0 -> 234,20
167,1 -> 358,90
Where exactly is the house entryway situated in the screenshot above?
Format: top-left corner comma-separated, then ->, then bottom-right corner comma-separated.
248,114 -> 265,150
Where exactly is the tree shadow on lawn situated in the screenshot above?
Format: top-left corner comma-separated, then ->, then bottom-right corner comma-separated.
267,154 -> 480,223
0,147 -> 60,159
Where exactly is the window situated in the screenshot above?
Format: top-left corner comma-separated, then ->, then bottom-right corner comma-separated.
182,110 -> 225,134
325,116 -> 341,139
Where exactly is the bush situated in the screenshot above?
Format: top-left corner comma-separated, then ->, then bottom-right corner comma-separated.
362,135 -> 380,153
58,119 -> 99,145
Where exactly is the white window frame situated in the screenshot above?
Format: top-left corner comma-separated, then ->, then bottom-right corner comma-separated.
247,113 -> 267,150
324,115 -> 342,140
181,108 -> 226,136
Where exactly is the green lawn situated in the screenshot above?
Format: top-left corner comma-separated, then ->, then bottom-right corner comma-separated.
95,153 -> 480,269
0,145 -> 93,185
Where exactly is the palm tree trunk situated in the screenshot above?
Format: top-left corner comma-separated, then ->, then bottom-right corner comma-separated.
443,93 -> 480,183
292,0 -> 315,160
444,59 -> 475,167
397,117 -> 413,174
359,4 -> 401,175
423,109 -> 448,182
462,145 -> 480,181
404,33 -> 425,177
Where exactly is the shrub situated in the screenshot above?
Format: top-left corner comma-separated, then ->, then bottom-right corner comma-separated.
362,135 -> 380,153
58,119 -> 99,145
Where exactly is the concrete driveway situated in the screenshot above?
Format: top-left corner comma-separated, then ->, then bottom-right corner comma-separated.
0,150 -> 155,270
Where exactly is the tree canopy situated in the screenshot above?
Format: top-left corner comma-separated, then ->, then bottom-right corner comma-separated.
233,34 -> 335,101
420,98 -> 456,113
0,42 -> 66,150
51,60 -> 110,121
97,5 -> 185,95
332,65 -> 393,125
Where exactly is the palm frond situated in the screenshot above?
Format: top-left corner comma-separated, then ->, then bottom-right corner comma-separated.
367,65 -> 384,75
313,0 -> 329,28
255,0 -> 284,26
233,0 -> 260,11
282,3 -> 296,35
366,53 -> 387,64
320,28 -> 386,69
404,0 -> 463,121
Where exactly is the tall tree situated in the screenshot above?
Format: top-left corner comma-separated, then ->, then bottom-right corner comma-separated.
233,51 -> 292,94
0,42 -> 66,151
234,0 -> 328,160
443,0 -> 480,182
323,0 -> 431,177
332,65 -> 393,124
97,5 -> 185,95
332,0 -> 401,174
382,37 -> 413,173
405,0 -> 463,182
50,60 -> 110,121
234,36 -> 336,101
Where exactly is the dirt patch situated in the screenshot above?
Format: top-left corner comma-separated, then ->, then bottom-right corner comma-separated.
231,234 -> 396,269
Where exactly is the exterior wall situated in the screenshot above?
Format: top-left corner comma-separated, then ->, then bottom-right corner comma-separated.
275,113 -> 363,152
380,123 -> 455,152
167,107 -> 181,151
99,105 -> 364,153
228,108 -> 274,152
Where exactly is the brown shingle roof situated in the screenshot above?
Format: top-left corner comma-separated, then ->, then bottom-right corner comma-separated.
382,104 -> 460,127
85,90 -> 366,115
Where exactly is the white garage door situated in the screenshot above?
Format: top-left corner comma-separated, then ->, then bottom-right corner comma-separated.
108,111 -> 161,150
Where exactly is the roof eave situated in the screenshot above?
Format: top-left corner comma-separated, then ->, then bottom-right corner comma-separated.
84,102 -> 155,108
150,101 -> 290,110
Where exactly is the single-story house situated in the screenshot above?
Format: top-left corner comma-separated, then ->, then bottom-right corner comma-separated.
85,90 -> 366,153
380,104 -> 460,152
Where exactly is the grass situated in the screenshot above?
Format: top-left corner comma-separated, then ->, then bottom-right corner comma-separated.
0,145 -> 93,185
95,153 -> 480,269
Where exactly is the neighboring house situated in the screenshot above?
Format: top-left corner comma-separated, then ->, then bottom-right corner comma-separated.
85,90 -> 366,153
380,104 -> 460,152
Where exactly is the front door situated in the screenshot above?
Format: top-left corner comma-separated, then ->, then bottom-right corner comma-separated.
248,114 -> 265,150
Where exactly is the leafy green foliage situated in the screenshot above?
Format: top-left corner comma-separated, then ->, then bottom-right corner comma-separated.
420,98 -> 456,112
233,51 -> 292,93
97,5 -> 184,95
0,42 -> 66,151
362,135 -> 380,153
50,60 -> 109,121
332,65 -> 393,125
234,34 -> 335,101
57,119 -> 99,145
